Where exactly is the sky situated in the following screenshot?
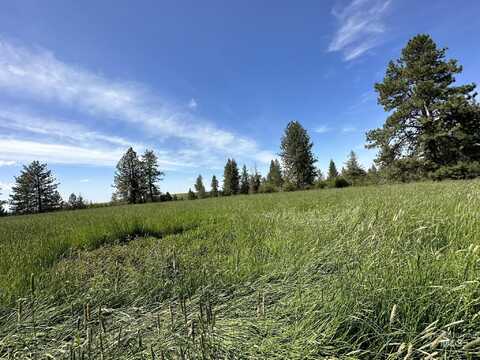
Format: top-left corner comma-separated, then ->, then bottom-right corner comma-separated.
0,0 -> 479,203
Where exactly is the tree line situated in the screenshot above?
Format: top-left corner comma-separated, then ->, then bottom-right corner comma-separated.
1,33 -> 479,214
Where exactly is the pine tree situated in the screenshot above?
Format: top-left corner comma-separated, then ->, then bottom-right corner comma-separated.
327,160 -> 339,180
280,121 -> 317,189
10,161 -> 62,214
141,149 -> 164,202
223,159 -> 240,195
76,194 -> 86,209
367,34 -> 480,175
67,193 -> 87,210
240,165 -> 250,194
194,175 -> 206,198
343,151 -> 367,184
187,188 -> 197,200
367,164 -> 380,183
68,193 -> 77,209
266,159 -> 283,188
249,168 -> 262,194
113,147 -> 143,204
210,175 -> 219,197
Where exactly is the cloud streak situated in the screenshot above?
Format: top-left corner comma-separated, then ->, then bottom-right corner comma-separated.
0,38 -> 274,166
314,125 -> 331,134
328,0 -> 392,61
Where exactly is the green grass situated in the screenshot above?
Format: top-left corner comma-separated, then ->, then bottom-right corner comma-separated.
1,181 -> 480,358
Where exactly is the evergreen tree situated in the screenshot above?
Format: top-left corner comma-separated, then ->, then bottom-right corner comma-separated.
76,194 -> 86,209
10,161 -> 62,214
68,193 -> 77,209
280,121 -> 317,189
327,160 -> 339,180
316,169 -> 324,182
187,188 -> 197,200
266,159 -> 283,188
343,151 -> 367,184
210,175 -> 219,197
113,147 -> 143,204
67,193 -> 86,210
194,175 -> 206,198
367,34 -> 480,175
141,149 -> 164,202
223,158 -> 240,195
249,169 -> 262,194
240,165 -> 250,194
367,164 -> 380,183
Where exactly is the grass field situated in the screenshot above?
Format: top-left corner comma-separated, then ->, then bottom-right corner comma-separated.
1,181 -> 480,358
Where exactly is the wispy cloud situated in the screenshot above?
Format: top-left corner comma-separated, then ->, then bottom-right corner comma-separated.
0,138 -> 194,169
0,38 -> 274,165
0,160 -> 16,167
79,179 -> 90,183
314,125 -> 331,134
188,98 -> 198,110
328,0 -> 392,61
341,126 -> 357,133
0,108 -> 134,148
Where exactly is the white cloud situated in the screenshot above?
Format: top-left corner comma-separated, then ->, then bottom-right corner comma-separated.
328,0 -> 392,61
315,125 -> 331,134
79,179 -> 90,183
0,108 -> 134,148
188,98 -> 198,109
0,160 -> 16,167
0,138 -> 191,169
0,39 -> 272,165
342,126 -> 357,133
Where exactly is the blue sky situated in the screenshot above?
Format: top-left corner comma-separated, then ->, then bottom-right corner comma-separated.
0,0 -> 479,203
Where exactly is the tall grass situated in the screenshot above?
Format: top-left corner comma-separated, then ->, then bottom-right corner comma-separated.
1,181 -> 480,358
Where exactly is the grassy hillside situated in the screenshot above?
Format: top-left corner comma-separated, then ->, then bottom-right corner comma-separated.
1,181 -> 480,358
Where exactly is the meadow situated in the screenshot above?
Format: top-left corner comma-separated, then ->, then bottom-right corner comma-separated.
1,180 -> 480,359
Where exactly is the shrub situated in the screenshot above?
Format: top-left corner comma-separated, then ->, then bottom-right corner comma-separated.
260,182 -> 277,193
334,177 -> 351,188
282,182 -> 297,192
430,161 -> 480,180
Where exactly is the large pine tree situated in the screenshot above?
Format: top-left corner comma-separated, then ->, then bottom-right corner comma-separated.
240,165 -> 250,194
10,161 -> 62,214
113,147 -> 144,204
223,159 -> 240,195
367,34 -> 480,175
194,175 -> 206,198
266,159 -> 283,188
327,160 -> 339,180
280,121 -> 317,189
249,168 -> 262,194
141,149 -> 164,202
210,175 -> 219,197
343,151 -> 366,184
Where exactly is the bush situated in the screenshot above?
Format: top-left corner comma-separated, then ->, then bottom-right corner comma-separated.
260,182 -> 277,193
315,180 -> 327,189
334,177 -> 351,188
430,161 -> 480,180
282,182 -> 297,192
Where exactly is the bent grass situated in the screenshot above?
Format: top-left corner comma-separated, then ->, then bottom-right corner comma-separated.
1,180 -> 480,358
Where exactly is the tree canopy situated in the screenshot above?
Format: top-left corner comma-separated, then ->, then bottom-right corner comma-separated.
223,159 -> 240,195
280,121 -> 317,189
367,34 -> 480,176
10,161 -> 62,214
194,175 -> 206,199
